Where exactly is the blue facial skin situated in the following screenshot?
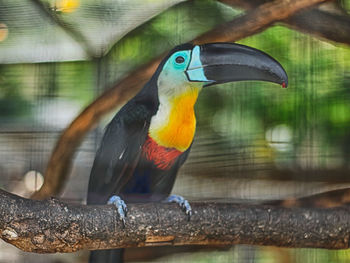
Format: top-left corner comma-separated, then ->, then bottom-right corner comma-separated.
158,50 -> 192,87
160,46 -> 210,85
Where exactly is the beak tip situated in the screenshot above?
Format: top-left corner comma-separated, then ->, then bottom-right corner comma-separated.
282,81 -> 287,88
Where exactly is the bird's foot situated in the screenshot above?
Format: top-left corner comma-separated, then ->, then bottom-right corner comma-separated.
107,195 -> 128,226
164,194 -> 192,220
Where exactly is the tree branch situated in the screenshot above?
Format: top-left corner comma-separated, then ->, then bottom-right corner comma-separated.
220,0 -> 350,45
3,189 -> 350,253
32,0 -> 331,200
271,188 -> 350,208
285,8 -> 350,45
195,0 -> 329,43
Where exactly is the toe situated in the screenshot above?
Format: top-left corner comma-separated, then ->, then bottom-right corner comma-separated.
165,194 -> 193,220
107,195 -> 128,225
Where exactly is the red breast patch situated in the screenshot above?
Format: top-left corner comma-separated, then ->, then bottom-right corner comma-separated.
142,135 -> 183,170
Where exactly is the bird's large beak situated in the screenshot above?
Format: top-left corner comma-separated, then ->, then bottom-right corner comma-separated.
186,43 -> 288,88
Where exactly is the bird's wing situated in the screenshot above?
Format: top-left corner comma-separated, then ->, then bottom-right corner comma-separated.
87,102 -> 153,205
150,144 -> 192,197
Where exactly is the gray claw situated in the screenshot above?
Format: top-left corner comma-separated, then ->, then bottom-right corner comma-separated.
107,195 -> 127,226
164,194 -> 192,220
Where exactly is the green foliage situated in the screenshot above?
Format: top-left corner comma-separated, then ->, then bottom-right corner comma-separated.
197,25 -> 350,166
1,0 -> 349,166
105,0 -> 240,83
0,65 -> 31,120
0,1 -> 349,261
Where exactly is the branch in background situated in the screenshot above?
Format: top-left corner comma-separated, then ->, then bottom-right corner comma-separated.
31,61 -> 159,200
195,0 -> 329,43
3,189 -> 350,253
271,188 -> 350,208
32,0 -> 331,200
220,0 -> 350,45
285,9 -> 350,44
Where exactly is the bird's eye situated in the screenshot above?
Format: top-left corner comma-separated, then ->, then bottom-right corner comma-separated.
175,56 -> 185,64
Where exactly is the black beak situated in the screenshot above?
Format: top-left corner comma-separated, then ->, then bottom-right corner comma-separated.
186,43 -> 288,88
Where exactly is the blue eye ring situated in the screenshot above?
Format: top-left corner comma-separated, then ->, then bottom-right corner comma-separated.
175,56 -> 185,64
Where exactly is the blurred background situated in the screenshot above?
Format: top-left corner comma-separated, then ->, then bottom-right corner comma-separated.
0,0 -> 349,262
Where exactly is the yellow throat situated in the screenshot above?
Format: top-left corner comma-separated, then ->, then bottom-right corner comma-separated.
149,87 -> 200,152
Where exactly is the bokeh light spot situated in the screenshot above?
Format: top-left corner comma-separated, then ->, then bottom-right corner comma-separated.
24,170 -> 44,192
265,124 -> 293,152
0,23 -> 8,42
54,0 -> 80,13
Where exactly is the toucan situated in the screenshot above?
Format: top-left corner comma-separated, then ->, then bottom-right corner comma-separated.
87,42 -> 288,263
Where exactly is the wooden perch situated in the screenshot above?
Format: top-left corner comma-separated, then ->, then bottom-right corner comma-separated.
32,0 -> 332,200
3,189 -> 350,253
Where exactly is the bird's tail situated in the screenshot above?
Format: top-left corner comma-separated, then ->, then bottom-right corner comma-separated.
89,249 -> 124,263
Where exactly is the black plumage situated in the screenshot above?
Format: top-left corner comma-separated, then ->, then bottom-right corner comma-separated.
87,42 -> 288,263
87,44 -> 194,263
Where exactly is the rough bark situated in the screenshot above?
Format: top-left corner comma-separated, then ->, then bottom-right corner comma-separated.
32,0 -> 332,200
3,189 -> 350,253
